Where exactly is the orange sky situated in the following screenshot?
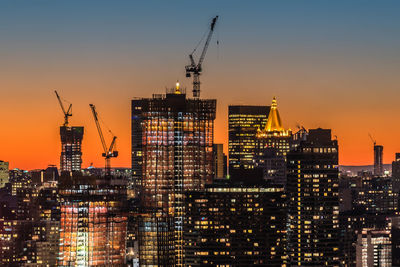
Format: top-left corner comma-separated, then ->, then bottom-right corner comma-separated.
1,2 -> 400,170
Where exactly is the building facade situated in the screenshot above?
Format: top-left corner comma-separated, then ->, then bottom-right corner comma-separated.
228,105 -> 270,180
184,184 -> 287,266
287,128 -> 340,266
58,174 -> 127,266
60,126 -> 84,172
132,84 -> 216,266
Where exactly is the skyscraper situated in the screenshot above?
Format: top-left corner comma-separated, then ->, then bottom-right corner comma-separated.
374,145 -> 383,177
256,97 -> 292,157
228,105 -> 270,179
132,83 -> 216,266
287,128 -> 340,266
60,126 -> 84,172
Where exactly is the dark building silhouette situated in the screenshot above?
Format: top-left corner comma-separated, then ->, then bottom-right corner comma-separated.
60,126 -> 84,172
392,153 -> 400,192
132,83 -> 216,266
287,128 -> 340,266
374,145 -> 383,176
212,144 -> 226,179
228,105 -> 269,181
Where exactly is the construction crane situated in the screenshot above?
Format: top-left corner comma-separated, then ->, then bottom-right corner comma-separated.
369,133 -> 376,146
89,104 -> 118,177
54,90 -> 72,127
185,15 -> 219,98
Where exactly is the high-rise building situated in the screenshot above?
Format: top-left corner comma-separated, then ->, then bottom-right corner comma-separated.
256,97 -> 291,157
132,83 -> 216,266
60,126 -> 84,172
0,160 -> 9,188
58,173 -> 127,266
184,183 -> 287,266
374,145 -> 383,177
392,153 -> 400,192
228,105 -> 270,179
287,128 -> 340,266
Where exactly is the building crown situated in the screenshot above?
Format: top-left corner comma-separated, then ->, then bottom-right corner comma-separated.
265,97 -> 284,132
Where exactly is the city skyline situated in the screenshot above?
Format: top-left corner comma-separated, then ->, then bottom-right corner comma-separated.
2,1 -> 400,169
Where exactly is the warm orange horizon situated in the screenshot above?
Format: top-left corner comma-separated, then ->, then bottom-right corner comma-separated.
2,2 -> 400,170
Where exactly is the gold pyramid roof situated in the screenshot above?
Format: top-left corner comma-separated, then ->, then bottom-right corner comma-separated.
265,97 -> 284,132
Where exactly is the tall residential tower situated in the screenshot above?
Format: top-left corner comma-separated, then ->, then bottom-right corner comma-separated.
132,83 -> 216,266
287,128 -> 340,266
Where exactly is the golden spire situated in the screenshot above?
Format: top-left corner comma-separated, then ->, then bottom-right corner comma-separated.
265,97 -> 284,132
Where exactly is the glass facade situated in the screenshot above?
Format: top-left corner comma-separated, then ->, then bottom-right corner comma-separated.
132,87 -> 216,266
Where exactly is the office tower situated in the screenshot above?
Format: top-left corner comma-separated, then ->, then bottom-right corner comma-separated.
184,183 -> 287,266
228,105 -> 270,179
374,145 -> 383,176
213,144 -> 225,179
0,160 -> 9,188
132,83 -> 216,266
356,228 -> 392,267
60,126 -> 84,172
256,97 -> 292,157
392,153 -> 400,192
287,128 -> 340,266
58,173 -> 127,266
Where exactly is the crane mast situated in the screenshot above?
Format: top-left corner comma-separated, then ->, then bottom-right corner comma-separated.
89,104 -> 118,177
185,16 -> 218,98
55,90 -> 72,127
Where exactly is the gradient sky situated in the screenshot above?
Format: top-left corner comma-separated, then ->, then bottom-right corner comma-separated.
1,1 -> 400,170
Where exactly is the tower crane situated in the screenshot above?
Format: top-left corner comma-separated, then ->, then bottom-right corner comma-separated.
185,16 -> 219,98
89,104 -> 118,177
55,90 -> 72,126
369,133 -> 376,146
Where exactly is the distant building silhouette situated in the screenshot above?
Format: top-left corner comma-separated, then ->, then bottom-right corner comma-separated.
374,145 -> 383,176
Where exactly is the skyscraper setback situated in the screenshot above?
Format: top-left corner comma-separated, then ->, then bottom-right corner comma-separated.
131,83 -> 216,265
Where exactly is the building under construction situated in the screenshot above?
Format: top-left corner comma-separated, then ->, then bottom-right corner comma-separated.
55,91 -> 84,172
60,126 -> 84,172
58,173 -> 127,266
132,83 -> 216,266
